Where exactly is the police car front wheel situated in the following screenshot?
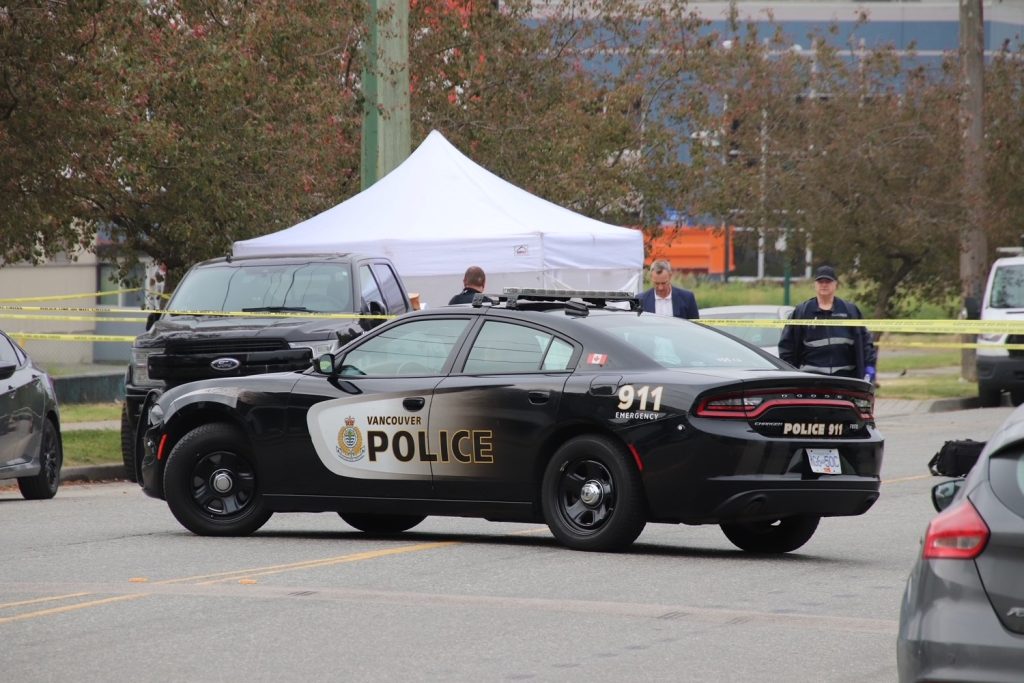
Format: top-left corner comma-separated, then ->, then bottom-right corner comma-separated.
541,435 -> 646,552
163,423 -> 272,536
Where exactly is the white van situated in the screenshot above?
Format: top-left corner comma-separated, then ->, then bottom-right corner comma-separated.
977,254 -> 1024,407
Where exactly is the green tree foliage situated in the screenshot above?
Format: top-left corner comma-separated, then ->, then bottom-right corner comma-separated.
677,22 -> 965,317
3,1 -> 366,288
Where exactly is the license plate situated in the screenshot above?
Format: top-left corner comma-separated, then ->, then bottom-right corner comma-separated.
807,448 -> 841,474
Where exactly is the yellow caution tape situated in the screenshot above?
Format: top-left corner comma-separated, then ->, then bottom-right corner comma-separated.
9,332 -> 137,343
0,313 -> 151,323
0,304 -> 392,320
699,318 -> 1024,334
0,288 -> 143,303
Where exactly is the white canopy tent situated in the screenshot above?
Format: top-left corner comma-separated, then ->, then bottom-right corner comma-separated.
233,130 -> 644,308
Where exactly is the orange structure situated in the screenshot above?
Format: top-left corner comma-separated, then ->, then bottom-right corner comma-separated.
644,226 -> 734,277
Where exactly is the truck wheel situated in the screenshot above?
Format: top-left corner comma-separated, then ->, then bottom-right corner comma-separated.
720,515 -> 820,553
978,384 -> 1002,408
163,423 -> 272,536
120,402 -> 138,482
541,435 -> 646,552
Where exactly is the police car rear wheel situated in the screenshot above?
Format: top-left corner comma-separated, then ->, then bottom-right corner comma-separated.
163,423 -> 272,536
339,513 -> 425,534
719,515 -> 820,554
541,435 -> 646,552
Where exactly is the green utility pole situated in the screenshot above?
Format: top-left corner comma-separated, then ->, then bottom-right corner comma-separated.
361,0 -> 411,190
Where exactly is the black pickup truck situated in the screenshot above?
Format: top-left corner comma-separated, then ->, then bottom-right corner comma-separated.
121,252 -> 411,481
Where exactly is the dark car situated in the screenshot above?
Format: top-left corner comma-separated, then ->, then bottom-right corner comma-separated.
122,252 -> 410,482
139,289 -> 883,553
0,330 -> 63,499
897,410 -> 1024,681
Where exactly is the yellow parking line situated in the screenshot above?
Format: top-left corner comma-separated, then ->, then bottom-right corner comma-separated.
883,474 -> 934,484
0,541 -> 461,623
0,594 -> 144,625
194,541 -> 460,585
0,592 -> 92,610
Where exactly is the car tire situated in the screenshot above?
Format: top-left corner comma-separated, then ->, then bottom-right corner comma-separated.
719,515 -> 820,554
1011,390 -> 1024,407
120,402 -> 138,483
18,418 -> 62,500
541,435 -> 646,552
339,513 -> 426,534
163,423 -> 272,536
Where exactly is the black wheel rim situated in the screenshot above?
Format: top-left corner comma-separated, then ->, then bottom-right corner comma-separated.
189,450 -> 256,519
40,424 -> 60,490
555,458 -> 615,534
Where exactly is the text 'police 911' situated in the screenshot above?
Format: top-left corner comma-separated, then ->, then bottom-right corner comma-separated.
139,289 -> 884,553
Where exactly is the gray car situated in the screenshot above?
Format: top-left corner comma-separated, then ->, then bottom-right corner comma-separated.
0,330 -> 63,499
698,305 -> 795,357
897,407 -> 1024,682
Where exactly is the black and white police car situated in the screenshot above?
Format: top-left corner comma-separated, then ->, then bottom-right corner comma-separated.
140,289 -> 884,553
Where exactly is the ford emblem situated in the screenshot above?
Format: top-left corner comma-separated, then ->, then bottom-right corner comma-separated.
210,357 -> 241,372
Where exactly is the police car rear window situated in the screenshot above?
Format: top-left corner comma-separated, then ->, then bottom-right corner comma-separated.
582,315 -> 777,369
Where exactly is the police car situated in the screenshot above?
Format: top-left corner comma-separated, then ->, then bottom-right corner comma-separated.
140,289 -> 884,553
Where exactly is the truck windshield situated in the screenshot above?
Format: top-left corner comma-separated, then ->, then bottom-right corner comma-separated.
168,262 -> 354,313
990,265 -> 1024,309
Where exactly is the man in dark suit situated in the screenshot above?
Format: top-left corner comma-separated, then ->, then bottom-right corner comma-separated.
639,260 -> 699,319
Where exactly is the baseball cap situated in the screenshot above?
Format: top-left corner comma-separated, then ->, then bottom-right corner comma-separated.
814,265 -> 837,282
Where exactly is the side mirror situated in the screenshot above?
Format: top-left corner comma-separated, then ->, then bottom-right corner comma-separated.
315,353 -> 335,375
964,296 -> 980,320
145,312 -> 161,331
931,479 -> 964,512
0,361 -> 15,380
360,300 -> 386,331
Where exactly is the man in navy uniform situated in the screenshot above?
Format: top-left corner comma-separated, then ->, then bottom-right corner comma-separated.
779,265 -> 877,383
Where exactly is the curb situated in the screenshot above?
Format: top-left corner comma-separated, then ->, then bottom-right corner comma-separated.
929,396 -> 979,412
61,464 -> 128,484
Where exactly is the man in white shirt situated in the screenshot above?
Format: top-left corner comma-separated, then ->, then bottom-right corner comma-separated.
639,260 -> 699,319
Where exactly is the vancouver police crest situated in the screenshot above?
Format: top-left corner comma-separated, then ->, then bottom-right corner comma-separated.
336,416 -> 365,461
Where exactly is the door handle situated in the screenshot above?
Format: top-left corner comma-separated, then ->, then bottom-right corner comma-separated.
528,390 -> 551,405
403,397 -> 426,411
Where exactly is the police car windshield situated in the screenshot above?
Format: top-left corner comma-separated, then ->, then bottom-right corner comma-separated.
583,314 -> 779,369
168,262 -> 354,313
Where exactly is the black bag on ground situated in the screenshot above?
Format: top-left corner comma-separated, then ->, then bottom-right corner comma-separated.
928,439 -> 986,477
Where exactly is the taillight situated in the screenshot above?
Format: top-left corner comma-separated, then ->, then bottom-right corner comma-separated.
693,388 -> 874,420
922,499 -> 990,559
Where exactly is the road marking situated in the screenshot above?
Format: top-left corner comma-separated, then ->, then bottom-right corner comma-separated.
0,592 -> 92,610
0,541 -> 460,623
0,594 -> 144,625
882,474 -> 933,484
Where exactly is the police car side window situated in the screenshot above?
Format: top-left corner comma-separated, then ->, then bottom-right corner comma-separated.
542,337 -> 575,371
464,321 -> 556,374
340,319 -> 470,377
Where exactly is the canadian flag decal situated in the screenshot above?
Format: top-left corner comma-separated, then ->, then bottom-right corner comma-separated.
587,353 -> 608,366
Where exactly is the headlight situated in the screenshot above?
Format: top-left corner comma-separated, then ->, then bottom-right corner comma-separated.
289,340 -> 339,357
977,334 -> 1008,357
131,347 -> 165,387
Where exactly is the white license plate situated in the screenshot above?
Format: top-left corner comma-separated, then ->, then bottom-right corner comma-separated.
807,448 -> 841,474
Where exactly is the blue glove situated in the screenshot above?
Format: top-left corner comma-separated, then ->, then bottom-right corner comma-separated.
864,366 -> 876,383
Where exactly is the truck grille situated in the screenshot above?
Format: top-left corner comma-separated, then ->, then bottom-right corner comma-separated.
149,339 -> 312,383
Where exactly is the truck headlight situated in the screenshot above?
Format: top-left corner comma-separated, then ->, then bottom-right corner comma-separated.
131,347 -> 165,387
289,340 -> 339,357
